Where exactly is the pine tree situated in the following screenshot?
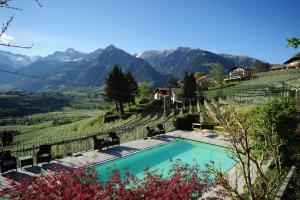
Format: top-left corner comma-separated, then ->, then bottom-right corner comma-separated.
125,71 -> 139,105
104,65 -> 128,114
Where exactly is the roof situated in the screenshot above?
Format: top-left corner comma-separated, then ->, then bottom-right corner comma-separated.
154,87 -> 169,92
284,53 -> 300,64
196,75 -> 213,81
170,88 -> 183,94
228,65 -> 248,72
196,75 -> 208,81
270,64 -> 286,70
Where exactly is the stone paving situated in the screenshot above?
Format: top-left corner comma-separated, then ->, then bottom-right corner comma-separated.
59,129 -> 230,168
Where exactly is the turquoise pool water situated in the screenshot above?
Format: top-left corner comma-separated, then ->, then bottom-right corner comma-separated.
91,139 -> 235,182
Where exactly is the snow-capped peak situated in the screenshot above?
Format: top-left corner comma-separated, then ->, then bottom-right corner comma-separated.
73,58 -> 83,61
135,52 -> 143,58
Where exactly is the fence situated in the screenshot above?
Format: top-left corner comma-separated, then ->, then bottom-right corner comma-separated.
2,120 -> 176,159
205,86 -> 298,106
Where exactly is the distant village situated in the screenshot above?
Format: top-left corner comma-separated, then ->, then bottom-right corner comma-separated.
153,53 -> 300,103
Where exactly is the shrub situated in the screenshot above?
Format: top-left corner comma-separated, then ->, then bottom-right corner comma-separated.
139,98 -> 150,104
0,161 -> 221,200
174,114 -> 199,130
0,130 -> 15,146
104,113 -> 132,123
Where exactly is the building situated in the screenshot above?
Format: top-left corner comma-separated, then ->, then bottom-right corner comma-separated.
284,53 -> 300,69
196,75 -> 213,90
170,88 -> 183,103
270,64 -> 286,71
225,65 -> 250,81
153,87 -> 183,103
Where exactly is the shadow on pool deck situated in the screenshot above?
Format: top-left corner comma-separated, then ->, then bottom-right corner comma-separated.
24,162 -> 75,175
3,171 -> 33,183
101,146 -> 140,157
206,134 -> 218,139
153,135 -> 178,142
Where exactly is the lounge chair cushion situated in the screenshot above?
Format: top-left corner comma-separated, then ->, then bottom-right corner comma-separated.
39,153 -> 50,158
2,160 -> 15,166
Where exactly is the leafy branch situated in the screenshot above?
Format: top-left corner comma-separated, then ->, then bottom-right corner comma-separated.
0,0 -> 42,49
287,37 -> 300,48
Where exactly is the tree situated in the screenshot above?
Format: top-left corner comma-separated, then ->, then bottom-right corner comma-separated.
287,37 -> 300,48
166,75 -> 179,88
213,98 -> 298,200
182,72 -> 196,100
1,160 -> 221,200
194,72 -> 206,80
104,65 -> 129,114
220,107 -> 270,200
138,82 -> 153,101
0,0 -> 41,49
1,130 -> 13,146
213,63 -> 224,87
249,98 -> 298,168
125,71 -> 139,105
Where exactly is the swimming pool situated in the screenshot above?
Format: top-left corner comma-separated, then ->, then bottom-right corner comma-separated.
91,139 -> 235,182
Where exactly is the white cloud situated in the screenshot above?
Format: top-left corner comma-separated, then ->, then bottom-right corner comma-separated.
0,33 -> 14,44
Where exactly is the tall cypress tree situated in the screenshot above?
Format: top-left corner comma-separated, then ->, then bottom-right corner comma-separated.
183,72 -> 196,100
104,65 -> 128,114
125,71 -> 139,105
213,63 -> 224,87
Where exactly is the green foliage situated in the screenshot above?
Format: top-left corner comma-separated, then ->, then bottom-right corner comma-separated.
182,72 -> 196,99
287,37 -> 300,48
0,93 -> 70,117
166,75 -> 179,88
138,82 -> 153,101
203,68 -> 300,104
125,71 -> 139,104
174,114 -> 199,130
103,113 -> 132,123
104,65 -> 130,114
253,165 -> 288,199
52,117 -> 83,126
194,72 -> 206,79
249,97 -> 298,164
0,130 -> 16,146
0,89 -> 108,118
213,63 -> 224,87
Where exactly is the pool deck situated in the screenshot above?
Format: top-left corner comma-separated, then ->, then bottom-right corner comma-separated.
59,129 -> 230,168
0,130 -> 227,189
0,129 -> 270,198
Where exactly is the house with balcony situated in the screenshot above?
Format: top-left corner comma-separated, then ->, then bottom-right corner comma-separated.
196,75 -> 214,90
225,65 -> 250,82
153,87 -> 183,103
284,53 -> 300,69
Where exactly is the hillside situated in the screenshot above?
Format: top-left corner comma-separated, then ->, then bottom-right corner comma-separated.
0,45 -> 265,91
0,45 -> 166,91
136,47 -> 262,78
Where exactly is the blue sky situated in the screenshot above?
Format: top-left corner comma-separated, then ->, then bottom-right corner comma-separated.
0,0 -> 299,63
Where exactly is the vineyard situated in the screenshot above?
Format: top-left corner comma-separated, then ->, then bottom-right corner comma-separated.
1,68 -> 300,160
204,68 -> 300,106
2,107 -> 176,158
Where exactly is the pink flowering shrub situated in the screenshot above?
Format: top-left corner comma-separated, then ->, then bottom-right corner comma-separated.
0,161 -> 223,200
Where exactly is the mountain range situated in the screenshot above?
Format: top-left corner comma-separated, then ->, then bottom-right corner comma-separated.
0,45 -> 264,91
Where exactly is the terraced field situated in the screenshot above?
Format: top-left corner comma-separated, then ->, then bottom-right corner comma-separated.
204,68 -> 300,105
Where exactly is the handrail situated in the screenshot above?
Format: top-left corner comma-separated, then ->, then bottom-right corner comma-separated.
2,119 -> 175,156
274,166 -> 296,200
